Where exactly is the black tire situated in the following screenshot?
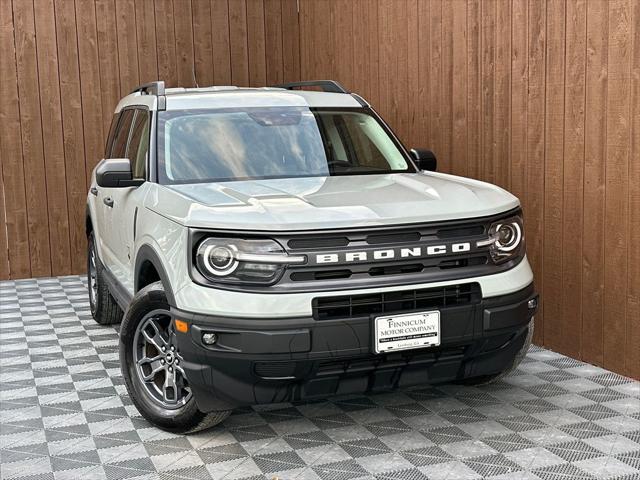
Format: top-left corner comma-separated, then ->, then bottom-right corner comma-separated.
461,319 -> 534,386
120,281 -> 231,433
87,233 -> 123,325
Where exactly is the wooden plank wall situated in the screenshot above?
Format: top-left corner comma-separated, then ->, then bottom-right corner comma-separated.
0,0 -> 300,279
0,0 -> 638,379
295,0 -> 639,379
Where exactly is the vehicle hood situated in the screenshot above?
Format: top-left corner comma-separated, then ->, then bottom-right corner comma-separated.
147,173 -> 520,231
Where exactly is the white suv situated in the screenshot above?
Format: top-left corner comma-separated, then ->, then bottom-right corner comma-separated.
86,80 -> 538,433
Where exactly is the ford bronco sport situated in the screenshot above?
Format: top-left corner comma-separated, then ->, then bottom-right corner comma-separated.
86,80 -> 538,433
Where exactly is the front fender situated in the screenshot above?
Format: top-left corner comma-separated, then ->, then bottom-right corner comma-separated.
134,244 -> 177,306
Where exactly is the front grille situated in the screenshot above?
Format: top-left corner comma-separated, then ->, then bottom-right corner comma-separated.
312,283 -> 482,320
285,222 -> 487,253
272,211 -> 524,292
254,361 -> 297,379
288,255 -> 489,282
287,236 -> 349,249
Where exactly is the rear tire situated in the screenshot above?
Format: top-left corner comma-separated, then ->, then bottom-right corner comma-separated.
120,281 -> 231,433
87,233 -> 123,325
461,319 -> 534,386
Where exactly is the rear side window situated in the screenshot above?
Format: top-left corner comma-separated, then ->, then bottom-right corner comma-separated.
127,110 -> 150,179
110,110 -> 135,158
104,113 -> 121,158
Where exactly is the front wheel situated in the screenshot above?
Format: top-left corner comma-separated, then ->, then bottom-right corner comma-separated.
120,282 -> 231,433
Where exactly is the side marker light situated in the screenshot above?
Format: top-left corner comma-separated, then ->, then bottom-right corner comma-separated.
174,319 -> 189,333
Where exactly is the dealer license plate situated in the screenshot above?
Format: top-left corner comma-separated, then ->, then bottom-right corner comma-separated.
374,311 -> 440,353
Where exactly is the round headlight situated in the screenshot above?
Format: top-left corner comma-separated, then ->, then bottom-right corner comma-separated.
208,246 -> 235,269
494,222 -> 522,252
201,244 -> 239,276
477,215 -> 525,264
194,237 -> 306,285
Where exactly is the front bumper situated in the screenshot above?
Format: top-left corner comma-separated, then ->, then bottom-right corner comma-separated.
173,284 -> 538,413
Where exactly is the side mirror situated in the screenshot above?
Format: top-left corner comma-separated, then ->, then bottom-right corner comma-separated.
410,148 -> 437,172
95,158 -> 144,188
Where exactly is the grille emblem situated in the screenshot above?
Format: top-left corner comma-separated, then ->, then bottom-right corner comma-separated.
314,242 -> 472,265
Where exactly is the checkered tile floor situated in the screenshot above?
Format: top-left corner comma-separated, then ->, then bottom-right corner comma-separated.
1,276 -> 639,480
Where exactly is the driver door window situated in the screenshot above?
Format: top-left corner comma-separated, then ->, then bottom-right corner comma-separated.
104,113 -> 121,158
110,110 -> 135,158
127,110 -> 150,180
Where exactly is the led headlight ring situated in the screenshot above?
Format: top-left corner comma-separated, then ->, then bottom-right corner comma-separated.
202,244 -> 239,276
494,222 -> 522,252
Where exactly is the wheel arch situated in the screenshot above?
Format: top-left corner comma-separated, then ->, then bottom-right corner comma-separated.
134,244 -> 176,306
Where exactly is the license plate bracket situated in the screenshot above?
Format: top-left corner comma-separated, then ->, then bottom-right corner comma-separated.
374,311 -> 441,354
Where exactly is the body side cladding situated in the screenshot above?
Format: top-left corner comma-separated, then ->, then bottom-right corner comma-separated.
97,256 -> 133,310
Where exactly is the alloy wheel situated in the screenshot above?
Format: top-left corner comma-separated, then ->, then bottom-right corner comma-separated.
88,245 -> 98,307
133,310 -> 192,409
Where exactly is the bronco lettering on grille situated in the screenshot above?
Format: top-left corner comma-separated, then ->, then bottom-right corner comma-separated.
313,242 -> 472,265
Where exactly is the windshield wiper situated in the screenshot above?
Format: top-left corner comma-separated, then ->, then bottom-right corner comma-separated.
330,166 -> 390,176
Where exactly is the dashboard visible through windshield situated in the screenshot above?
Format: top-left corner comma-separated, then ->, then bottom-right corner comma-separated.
156,107 -> 415,184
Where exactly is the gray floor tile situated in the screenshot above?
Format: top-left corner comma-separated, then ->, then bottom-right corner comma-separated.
0,275 -> 638,480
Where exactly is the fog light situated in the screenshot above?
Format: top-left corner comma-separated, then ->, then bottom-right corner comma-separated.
527,298 -> 538,309
202,332 -> 218,345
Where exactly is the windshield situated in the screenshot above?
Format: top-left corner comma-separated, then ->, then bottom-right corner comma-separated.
157,107 -> 414,184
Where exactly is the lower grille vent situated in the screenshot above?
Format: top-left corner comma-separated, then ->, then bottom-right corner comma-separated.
312,283 -> 481,321
317,347 -> 467,375
254,362 -> 297,379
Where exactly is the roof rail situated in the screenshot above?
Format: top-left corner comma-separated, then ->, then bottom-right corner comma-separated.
130,81 -> 166,110
273,80 -> 349,94
130,81 -> 165,96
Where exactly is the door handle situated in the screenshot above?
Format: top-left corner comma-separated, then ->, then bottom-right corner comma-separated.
103,197 -> 114,208
90,187 -> 98,196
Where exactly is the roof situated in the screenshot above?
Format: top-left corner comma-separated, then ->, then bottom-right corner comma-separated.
114,84 -> 363,113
